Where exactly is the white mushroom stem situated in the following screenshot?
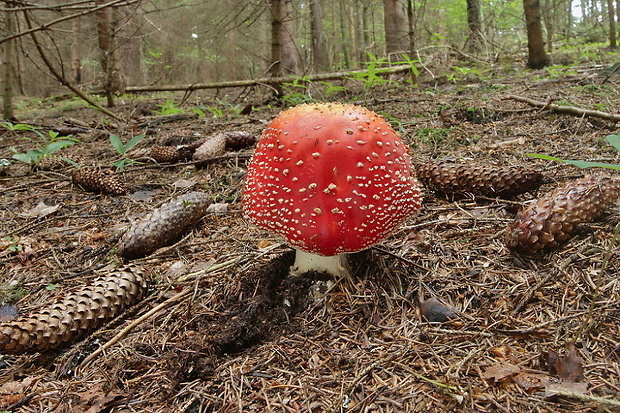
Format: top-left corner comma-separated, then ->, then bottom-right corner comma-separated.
290,248 -> 351,278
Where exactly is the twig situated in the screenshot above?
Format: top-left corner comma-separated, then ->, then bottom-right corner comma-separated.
546,386 -> 620,407
507,95 -> 620,122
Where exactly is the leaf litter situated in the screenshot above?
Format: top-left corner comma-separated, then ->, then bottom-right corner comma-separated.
1,74 -> 620,412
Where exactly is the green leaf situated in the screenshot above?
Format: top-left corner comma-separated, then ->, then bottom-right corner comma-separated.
526,153 -> 620,170
605,134 -> 620,152
123,134 -> 146,153
12,152 -> 37,163
44,140 -> 75,154
109,134 -> 125,154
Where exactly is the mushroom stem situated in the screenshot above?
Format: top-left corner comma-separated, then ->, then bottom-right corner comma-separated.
291,249 -> 350,278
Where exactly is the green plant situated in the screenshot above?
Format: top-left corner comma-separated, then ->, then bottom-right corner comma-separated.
10,128 -> 80,166
447,66 -> 488,83
2,235 -> 23,253
318,81 -> 348,95
527,134 -> 620,170
1,121 -> 38,132
154,100 -> 185,116
109,133 -> 146,170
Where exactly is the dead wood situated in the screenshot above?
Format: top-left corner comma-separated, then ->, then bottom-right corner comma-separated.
508,94 -> 620,122
118,64 -> 414,94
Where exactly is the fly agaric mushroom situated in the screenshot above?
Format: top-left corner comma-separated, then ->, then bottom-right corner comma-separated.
242,103 -> 421,277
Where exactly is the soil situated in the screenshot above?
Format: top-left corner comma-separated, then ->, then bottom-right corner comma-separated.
1,61 -> 620,412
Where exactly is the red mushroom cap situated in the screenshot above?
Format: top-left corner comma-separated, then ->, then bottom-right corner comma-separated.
242,103 -> 421,256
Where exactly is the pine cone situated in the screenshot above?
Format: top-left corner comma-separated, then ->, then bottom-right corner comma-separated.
193,133 -> 227,167
0,265 -> 149,354
147,146 -> 181,163
118,191 -> 211,260
223,131 -> 256,151
72,168 -> 127,195
505,173 -> 620,253
415,161 -> 543,199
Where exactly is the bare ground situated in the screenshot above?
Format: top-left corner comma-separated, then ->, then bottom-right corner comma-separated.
1,62 -> 620,412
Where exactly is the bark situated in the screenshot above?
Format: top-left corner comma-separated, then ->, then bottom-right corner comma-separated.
608,0 -> 617,48
70,18 -> 82,84
310,0 -> 328,72
523,0 -> 550,69
95,1 -> 125,107
269,0 -> 302,97
2,2 -> 16,120
383,0 -> 409,62
466,0 -> 484,53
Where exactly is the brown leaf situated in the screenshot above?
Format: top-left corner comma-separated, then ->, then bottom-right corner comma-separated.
72,383 -> 126,413
555,343 -> 584,383
512,372 -> 548,391
481,363 -> 521,381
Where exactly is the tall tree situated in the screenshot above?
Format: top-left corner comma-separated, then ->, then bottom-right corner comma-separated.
310,0 -> 328,72
2,2 -> 16,120
383,0 -> 409,62
95,1 -> 125,107
466,0 -> 484,52
270,0 -> 301,78
608,0 -> 617,48
523,0 -> 550,69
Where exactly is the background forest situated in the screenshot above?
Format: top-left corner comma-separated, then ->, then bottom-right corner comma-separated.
1,0 -> 620,117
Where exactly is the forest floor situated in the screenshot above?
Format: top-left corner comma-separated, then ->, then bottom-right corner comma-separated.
1,53 -> 620,413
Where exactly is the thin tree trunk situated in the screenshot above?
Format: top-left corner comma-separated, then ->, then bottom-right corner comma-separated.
280,0 -> 301,74
383,0 -> 409,62
95,1 -> 125,107
310,0 -> 328,72
608,0 -> 617,47
466,0 -> 484,52
2,3 -> 16,120
523,0 -> 550,69
338,0 -> 350,68
70,18 -> 82,84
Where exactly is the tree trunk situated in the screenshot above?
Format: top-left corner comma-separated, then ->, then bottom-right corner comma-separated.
2,3 -> 16,120
466,0 -> 484,53
523,0 -> 550,69
280,0 -> 301,74
310,0 -> 328,72
383,0 -> 409,62
95,1 -> 125,107
608,0 -> 617,48
70,18 -> 82,84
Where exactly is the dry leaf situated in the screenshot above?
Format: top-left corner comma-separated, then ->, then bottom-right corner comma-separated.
21,201 -> 60,217
512,372 -> 548,391
555,343 -> 584,383
172,179 -> 197,189
72,382 -> 127,413
481,363 -> 521,381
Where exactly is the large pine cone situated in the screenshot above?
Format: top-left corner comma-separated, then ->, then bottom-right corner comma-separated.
118,191 -> 211,260
415,161 -> 543,199
505,173 -> 620,253
193,133 -> 227,167
72,168 -> 127,195
0,265 -> 149,354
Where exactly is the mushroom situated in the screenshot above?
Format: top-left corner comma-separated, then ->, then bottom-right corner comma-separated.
242,102 -> 421,277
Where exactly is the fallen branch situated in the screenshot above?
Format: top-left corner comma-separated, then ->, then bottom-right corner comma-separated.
507,95 -> 620,122
117,65 -> 414,94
